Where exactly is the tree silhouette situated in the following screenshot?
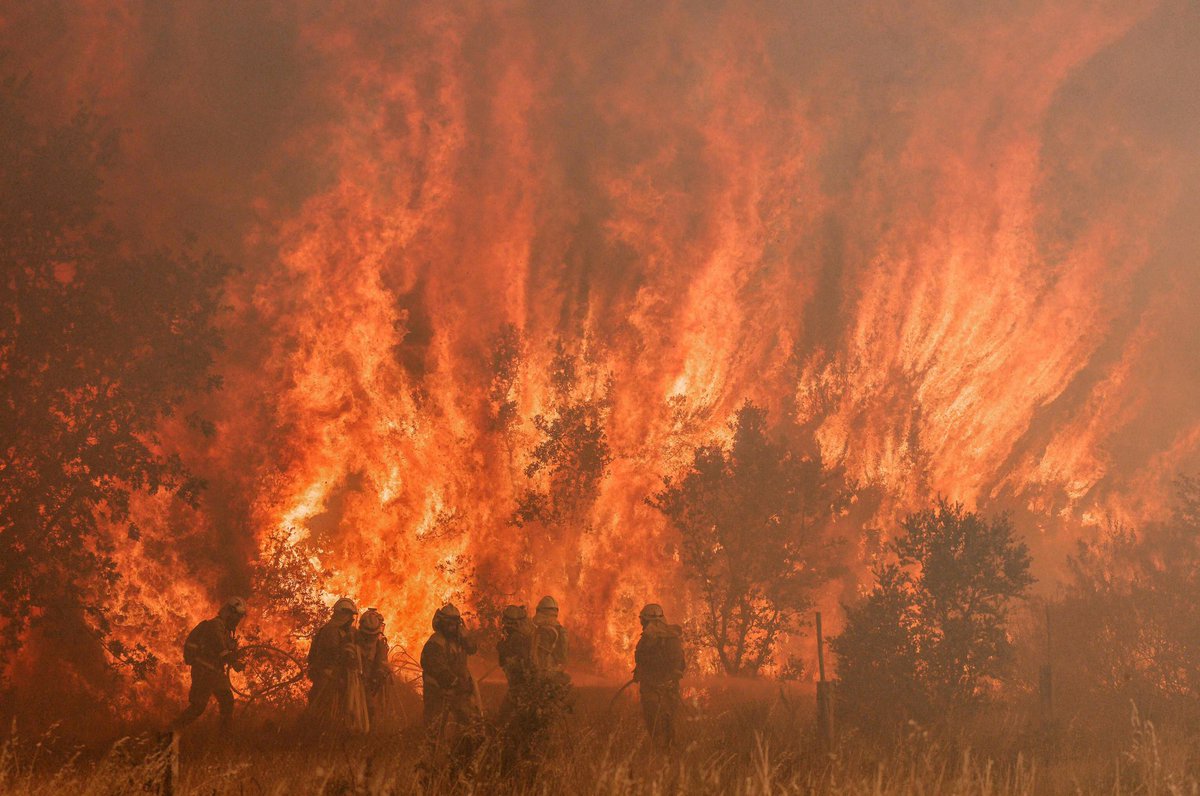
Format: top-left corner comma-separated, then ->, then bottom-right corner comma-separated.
650,401 -> 845,676
1055,476 -> 1200,703
831,562 -> 923,728
0,76 -> 230,681
833,499 -> 1033,729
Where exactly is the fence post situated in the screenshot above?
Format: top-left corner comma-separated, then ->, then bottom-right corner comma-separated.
1039,602 -> 1053,721
815,611 -> 832,749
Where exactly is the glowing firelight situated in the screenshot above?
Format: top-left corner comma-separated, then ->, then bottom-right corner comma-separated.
2,0 -> 1198,708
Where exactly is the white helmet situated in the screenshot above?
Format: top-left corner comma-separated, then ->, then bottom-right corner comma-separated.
220,596 -> 248,619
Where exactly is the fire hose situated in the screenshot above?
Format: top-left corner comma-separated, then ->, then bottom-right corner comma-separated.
226,643 -> 308,702
606,677 -> 636,715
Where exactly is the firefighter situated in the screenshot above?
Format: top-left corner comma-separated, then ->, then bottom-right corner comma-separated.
420,603 -> 479,735
495,604 -> 535,769
492,595 -> 573,767
531,594 -> 572,713
419,603 -> 483,777
633,603 -> 685,749
531,595 -> 568,676
305,597 -> 369,734
497,604 -> 535,707
169,596 -> 247,732
356,608 -> 402,731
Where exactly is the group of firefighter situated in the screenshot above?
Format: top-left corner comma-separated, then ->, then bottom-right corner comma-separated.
168,594 -> 687,762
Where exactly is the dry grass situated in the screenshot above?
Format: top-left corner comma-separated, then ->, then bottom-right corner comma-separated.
1,686 -> 1197,795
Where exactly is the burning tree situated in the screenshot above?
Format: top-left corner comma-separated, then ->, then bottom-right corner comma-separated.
833,500 -> 1033,729
650,401 -> 845,676
0,78 -> 230,682
512,341 -> 613,580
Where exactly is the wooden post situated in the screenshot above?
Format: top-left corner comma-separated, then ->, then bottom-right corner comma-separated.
815,611 -> 832,749
1039,603 -> 1053,721
816,611 -> 827,683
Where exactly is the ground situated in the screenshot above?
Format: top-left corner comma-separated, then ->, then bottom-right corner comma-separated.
0,679 -> 1196,794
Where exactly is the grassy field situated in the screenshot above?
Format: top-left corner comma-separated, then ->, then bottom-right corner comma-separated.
1,680 -> 1197,794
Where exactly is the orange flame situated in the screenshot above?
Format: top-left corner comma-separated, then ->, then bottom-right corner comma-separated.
3,0 -> 1199,704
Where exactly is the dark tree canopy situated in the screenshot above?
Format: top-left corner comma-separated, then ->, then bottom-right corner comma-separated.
831,562 -> 924,728
0,76 -> 230,681
833,499 -> 1033,730
650,401 -> 846,676
1054,476 -> 1200,704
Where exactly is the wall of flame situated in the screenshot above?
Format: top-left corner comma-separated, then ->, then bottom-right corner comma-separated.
3,0 -> 1200,710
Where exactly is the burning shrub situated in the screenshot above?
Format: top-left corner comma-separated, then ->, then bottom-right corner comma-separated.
650,401 -> 847,676
833,499 -> 1034,731
1052,476 -> 1200,714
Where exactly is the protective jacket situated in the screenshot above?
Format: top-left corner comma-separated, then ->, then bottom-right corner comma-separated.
634,621 -> 685,687
183,617 -> 237,682
308,620 -> 358,691
497,620 -> 535,688
420,630 -> 478,725
531,615 -> 568,675
356,631 -> 391,695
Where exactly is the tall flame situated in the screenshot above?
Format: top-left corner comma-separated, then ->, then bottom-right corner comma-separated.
3,0 -> 1199,700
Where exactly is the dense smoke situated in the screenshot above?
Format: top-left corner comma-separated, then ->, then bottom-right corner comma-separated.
2,0 -> 1198,713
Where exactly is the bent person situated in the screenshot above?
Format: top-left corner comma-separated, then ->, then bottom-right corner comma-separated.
304,597 -> 370,735
421,603 -> 480,764
357,607 -> 404,731
169,597 -> 247,733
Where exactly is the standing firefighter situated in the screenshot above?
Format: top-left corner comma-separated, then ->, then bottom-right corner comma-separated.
531,595 -> 568,676
169,596 -> 247,733
356,608 -> 403,731
494,594 -> 572,765
497,604 -> 534,714
305,598 -> 370,735
633,603 -> 685,749
496,604 -> 535,769
531,594 -> 572,716
421,604 -> 480,756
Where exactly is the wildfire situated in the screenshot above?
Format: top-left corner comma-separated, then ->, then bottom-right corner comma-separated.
2,0 -> 1198,713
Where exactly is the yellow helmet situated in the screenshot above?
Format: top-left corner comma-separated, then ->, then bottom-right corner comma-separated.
502,604 -> 528,622
359,608 -> 384,634
639,603 -> 665,622
433,603 -> 463,632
